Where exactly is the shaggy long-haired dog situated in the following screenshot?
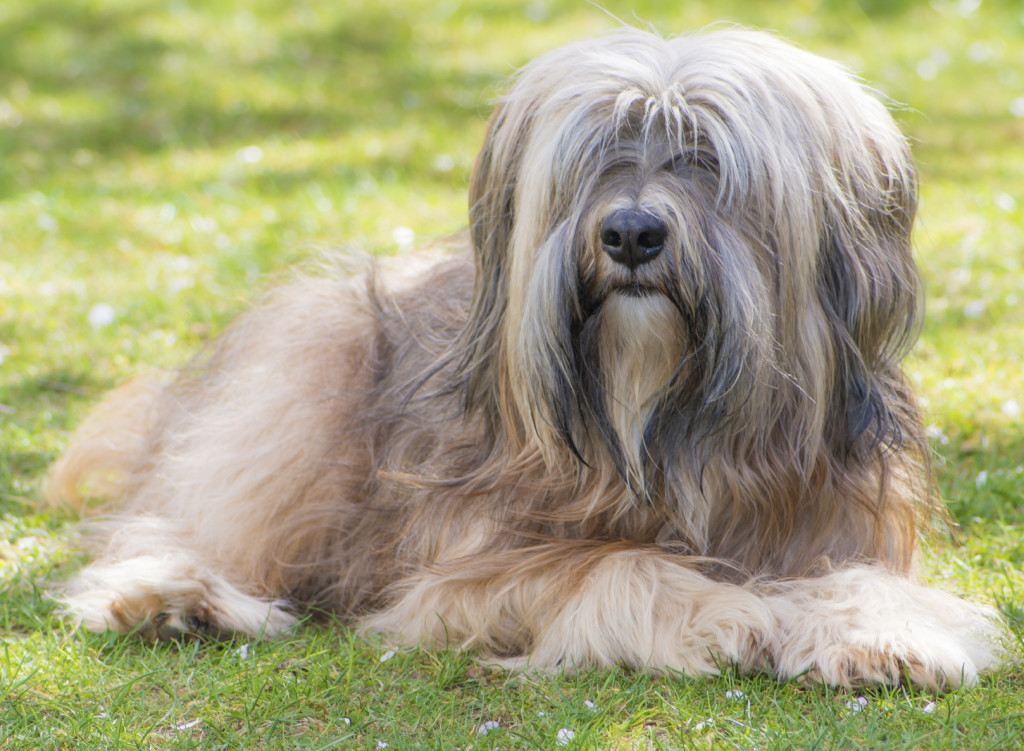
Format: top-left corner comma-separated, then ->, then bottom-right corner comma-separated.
48,27 -> 1001,689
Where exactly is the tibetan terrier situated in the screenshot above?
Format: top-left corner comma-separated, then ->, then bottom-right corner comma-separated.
48,27 -> 1001,689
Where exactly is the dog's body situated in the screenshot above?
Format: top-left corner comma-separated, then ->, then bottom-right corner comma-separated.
49,28 -> 1000,688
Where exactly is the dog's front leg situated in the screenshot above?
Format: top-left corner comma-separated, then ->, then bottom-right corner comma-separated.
763,566 -> 1002,690
361,542 -> 773,676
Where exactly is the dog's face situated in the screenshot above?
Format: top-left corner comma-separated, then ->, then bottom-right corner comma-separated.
458,29 -> 923,501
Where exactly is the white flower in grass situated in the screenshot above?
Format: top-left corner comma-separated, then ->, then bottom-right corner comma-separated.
376,742 -> 388,749
955,0 -> 981,16
555,728 -> 575,746
379,649 -> 396,662
916,60 -> 939,80
584,699 -> 597,712
725,689 -> 744,700
995,193 -> 1017,212
432,154 -> 455,172
476,720 -> 500,735
88,303 -> 115,329
392,227 -> 415,251
236,643 -> 249,660
976,471 -> 988,488
174,719 -> 202,731
967,41 -> 997,63
963,300 -> 986,319
1002,399 -> 1021,419
0,100 -> 21,127
846,696 -> 868,712
236,145 -> 264,165
526,1 -> 549,22
923,701 -> 936,714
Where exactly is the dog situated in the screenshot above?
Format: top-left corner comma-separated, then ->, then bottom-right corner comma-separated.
47,27 -> 1001,689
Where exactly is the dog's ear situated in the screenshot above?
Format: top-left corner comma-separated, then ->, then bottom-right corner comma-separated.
461,96 -> 589,454
818,133 -> 922,459
461,101 -> 517,370
451,100 -> 534,423
468,101 -> 522,270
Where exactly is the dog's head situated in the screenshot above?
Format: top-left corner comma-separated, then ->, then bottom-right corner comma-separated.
456,28 -> 923,505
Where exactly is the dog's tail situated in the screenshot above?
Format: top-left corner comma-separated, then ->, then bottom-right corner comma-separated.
45,375 -> 167,513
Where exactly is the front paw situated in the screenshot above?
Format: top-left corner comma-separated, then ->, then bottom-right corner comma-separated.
763,567 -> 1002,690
791,638 -> 977,691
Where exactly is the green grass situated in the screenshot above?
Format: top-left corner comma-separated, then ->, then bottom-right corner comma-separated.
3,0 -> 1024,747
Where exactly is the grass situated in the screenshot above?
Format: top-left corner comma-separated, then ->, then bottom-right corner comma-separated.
2,0 -> 1024,747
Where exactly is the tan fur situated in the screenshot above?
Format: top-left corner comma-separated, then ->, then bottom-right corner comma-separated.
47,28 -> 1002,689
46,376 -> 167,512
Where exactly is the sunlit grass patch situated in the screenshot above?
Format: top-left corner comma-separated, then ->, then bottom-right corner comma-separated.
2,0 -> 1024,748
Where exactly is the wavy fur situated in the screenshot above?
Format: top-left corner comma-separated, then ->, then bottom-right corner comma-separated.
47,28 -> 1001,689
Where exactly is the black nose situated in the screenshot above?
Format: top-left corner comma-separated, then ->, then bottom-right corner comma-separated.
599,209 -> 667,269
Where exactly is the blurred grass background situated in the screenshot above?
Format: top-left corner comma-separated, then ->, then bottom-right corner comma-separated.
1,0 -> 1023,748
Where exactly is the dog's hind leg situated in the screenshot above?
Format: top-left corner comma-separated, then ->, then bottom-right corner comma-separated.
62,551 -> 298,640
48,274 -> 383,639
59,517 -> 298,640
361,542 -> 775,677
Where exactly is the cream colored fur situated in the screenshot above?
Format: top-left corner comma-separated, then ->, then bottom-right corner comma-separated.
47,27 -> 1003,690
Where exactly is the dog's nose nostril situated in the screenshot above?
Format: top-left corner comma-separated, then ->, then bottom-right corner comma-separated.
600,209 -> 667,269
600,228 -> 623,248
